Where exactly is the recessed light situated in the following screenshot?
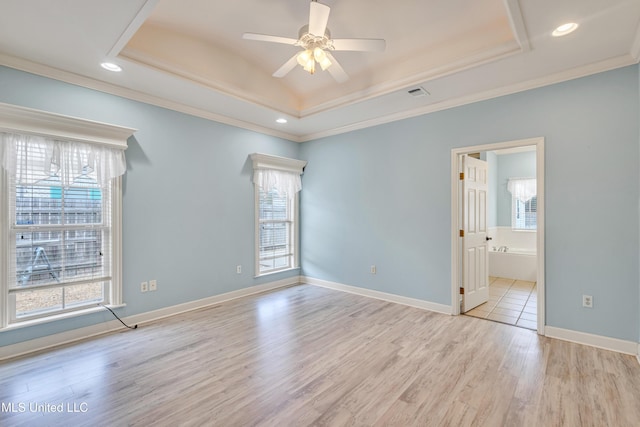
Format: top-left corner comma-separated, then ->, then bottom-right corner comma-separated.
552,23 -> 578,37
100,62 -> 122,72
276,118 -> 288,124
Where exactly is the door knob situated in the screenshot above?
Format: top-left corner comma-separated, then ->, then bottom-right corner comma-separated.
486,237 -> 493,241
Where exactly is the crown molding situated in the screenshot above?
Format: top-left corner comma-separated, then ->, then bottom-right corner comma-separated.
504,0 -> 531,52
299,41 -> 521,118
1,50 -> 636,145
298,53 -> 637,142
631,20 -> 640,62
107,0 -> 159,57
0,54 -> 300,143
250,152 -> 307,173
0,102 -> 136,149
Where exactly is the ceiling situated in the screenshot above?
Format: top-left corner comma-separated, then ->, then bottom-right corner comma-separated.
0,0 -> 639,142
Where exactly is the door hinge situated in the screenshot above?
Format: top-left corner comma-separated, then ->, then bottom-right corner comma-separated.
460,287 -> 464,295
459,172 -> 464,180
459,229 -> 464,237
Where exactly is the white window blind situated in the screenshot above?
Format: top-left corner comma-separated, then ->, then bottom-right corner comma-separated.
508,178 -> 537,230
258,189 -> 294,273
250,153 -> 306,276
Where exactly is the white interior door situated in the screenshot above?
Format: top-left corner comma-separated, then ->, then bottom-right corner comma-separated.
461,155 -> 489,312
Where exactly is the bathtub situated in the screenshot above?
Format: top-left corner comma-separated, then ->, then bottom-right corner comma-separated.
489,248 -> 537,282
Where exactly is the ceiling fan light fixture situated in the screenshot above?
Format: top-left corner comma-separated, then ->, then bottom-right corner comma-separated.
243,0 -> 385,82
313,47 -> 332,70
318,56 -> 332,71
297,49 -> 313,66
313,47 -> 326,62
303,58 -> 316,74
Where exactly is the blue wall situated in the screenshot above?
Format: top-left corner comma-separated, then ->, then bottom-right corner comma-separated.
1,64 -> 639,346
495,151 -> 536,227
486,151 -> 498,228
300,65 -> 640,341
0,66 -> 301,346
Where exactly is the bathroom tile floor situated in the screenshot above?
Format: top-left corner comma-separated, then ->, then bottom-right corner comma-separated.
464,276 -> 537,330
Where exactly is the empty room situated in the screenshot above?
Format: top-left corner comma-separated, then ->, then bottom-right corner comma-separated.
1,0 -> 640,425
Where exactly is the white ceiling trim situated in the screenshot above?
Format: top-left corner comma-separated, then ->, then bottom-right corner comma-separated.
107,0 -> 159,58
0,102 -> 136,149
0,53 -> 298,142
118,47 -> 300,117
299,54 -> 638,142
503,0 -> 530,52
631,21 -> 640,62
299,41 -> 522,118
1,51 -> 636,145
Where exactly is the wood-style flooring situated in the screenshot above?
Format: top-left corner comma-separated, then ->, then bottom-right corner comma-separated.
1,284 -> 639,426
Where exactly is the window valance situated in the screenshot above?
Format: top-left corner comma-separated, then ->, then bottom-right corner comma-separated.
250,153 -> 307,197
0,133 -> 126,187
507,178 -> 536,202
0,102 -> 135,187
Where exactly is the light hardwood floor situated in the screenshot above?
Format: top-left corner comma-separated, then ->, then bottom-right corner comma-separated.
1,284 -> 639,426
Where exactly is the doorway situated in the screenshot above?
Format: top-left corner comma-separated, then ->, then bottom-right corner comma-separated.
450,138 -> 545,334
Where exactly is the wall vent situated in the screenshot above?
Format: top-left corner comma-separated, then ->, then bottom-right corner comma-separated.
407,87 -> 429,97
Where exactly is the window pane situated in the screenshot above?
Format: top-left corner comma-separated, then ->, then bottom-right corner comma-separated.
259,256 -> 291,273
260,222 -> 289,254
64,185 -> 102,224
260,191 -> 288,220
257,188 -> 295,274
16,182 -> 62,225
63,229 -> 106,281
15,231 -> 63,287
16,287 -> 63,318
65,282 -> 104,308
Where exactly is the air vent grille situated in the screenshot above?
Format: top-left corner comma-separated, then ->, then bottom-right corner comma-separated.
407,87 -> 429,97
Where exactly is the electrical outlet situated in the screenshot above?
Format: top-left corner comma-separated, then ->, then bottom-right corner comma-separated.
236,265 -> 242,274
141,281 -> 148,293
582,295 -> 593,308
370,265 -> 376,274
149,279 -> 157,291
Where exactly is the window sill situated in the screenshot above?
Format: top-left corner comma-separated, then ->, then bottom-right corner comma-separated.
254,266 -> 300,279
1,303 -> 127,333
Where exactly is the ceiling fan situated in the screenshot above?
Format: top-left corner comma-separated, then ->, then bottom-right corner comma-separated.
243,0 -> 386,83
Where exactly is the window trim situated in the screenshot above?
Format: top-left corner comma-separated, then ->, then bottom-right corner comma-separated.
250,153 -> 306,278
254,187 -> 300,276
0,103 -> 135,330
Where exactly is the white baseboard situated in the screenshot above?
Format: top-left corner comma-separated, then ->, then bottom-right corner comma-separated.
545,326 -> 638,356
637,344 -> 640,366
0,277 -> 299,361
302,276 -> 452,315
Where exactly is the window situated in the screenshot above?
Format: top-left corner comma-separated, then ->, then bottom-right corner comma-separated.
0,103 -> 134,327
251,153 -> 306,276
508,178 -> 537,230
257,188 -> 296,274
8,170 -> 112,321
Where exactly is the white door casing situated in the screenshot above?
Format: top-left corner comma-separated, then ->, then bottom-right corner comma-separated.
461,155 -> 489,312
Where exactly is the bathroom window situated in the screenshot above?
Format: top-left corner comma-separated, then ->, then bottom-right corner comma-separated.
509,178 -> 537,230
512,195 -> 537,230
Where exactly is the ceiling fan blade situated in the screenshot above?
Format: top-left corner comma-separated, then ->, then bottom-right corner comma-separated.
325,52 -> 348,83
243,33 -> 298,45
331,38 -> 386,52
273,54 -> 300,78
308,2 -> 330,36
